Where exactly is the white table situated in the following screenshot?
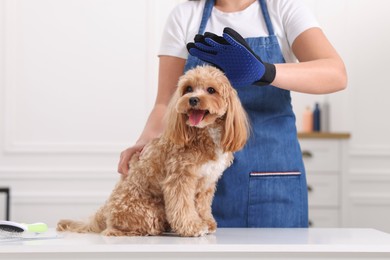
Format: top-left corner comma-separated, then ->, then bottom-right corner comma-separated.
1,228 -> 390,259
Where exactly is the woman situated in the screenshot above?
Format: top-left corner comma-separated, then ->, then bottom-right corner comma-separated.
118,0 -> 347,227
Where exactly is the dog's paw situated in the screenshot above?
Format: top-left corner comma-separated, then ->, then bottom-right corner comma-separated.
180,226 -> 209,237
194,225 -> 210,237
205,219 -> 217,234
176,221 -> 209,237
102,228 -> 125,236
56,219 -> 72,231
56,219 -> 91,233
102,228 -> 148,236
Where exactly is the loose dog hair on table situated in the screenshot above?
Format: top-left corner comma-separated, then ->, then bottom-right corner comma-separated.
57,65 -> 249,237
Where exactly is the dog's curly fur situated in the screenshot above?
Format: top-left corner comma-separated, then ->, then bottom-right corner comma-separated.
57,66 -> 249,237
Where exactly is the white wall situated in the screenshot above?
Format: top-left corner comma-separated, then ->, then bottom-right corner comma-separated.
297,0 -> 390,232
1,0 -> 390,231
0,0 -> 181,226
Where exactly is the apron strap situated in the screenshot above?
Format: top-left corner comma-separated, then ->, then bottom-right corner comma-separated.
259,0 -> 275,36
198,0 -> 215,34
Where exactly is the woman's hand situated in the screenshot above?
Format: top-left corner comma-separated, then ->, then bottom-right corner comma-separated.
117,142 -> 146,175
187,27 -> 276,87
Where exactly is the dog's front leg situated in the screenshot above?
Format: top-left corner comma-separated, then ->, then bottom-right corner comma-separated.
163,173 -> 208,237
195,182 -> 217,234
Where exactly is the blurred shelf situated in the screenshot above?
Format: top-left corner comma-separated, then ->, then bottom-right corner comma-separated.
298,132 -> 351,139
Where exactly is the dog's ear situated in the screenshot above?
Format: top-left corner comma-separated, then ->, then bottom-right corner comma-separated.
163,90 -> 193,146
221,83 -> 249,152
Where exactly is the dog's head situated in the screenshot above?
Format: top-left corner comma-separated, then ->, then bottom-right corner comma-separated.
164,65 -> 249,152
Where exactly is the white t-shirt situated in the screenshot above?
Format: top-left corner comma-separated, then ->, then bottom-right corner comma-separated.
158,0 -> 320,63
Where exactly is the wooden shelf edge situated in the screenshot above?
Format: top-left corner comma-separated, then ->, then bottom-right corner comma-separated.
297,132 -> 351,139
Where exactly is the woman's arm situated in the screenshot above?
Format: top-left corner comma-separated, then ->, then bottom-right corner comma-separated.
117,56 -> 186,175
272,27 -> 347,94
136,56 -> 186,143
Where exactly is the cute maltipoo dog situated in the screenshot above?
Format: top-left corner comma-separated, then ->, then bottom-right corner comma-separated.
57,65 -> 249,237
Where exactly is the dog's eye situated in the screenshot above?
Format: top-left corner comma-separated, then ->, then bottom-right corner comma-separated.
207,87 -> 216,94
184,86 -> 193,94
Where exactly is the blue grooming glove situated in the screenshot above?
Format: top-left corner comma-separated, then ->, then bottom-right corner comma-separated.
187,27 -> 276,87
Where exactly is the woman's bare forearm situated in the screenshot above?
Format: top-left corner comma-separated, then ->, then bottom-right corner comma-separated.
273,59 -> 347,94
272,28 -> 347,94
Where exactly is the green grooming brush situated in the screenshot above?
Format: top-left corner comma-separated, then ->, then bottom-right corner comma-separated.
0,220 -> 48,233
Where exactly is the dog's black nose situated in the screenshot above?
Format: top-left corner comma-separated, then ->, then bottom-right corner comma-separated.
189,97 -> 200,107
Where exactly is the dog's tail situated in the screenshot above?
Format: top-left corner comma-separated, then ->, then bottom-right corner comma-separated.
57,207 -> 106,233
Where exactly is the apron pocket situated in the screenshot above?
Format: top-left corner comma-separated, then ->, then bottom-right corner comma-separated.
248,171 -> 306,227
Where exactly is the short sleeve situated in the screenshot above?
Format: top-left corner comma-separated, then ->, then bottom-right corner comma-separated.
158,4 -> 190,59
278,0 -> 320,46
158,1 -> 204,59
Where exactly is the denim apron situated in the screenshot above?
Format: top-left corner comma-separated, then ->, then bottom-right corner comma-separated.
184,0 -> 308,227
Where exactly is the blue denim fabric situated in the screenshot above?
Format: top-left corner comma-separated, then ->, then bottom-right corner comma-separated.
184,0 -> 308,228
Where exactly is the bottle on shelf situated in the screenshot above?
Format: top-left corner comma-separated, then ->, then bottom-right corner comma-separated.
313,103 -> 321,132
321,98 -> 330,132
302,106 -> 313,132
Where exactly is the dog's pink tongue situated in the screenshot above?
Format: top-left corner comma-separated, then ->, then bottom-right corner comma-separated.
189,110 -> 205,126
